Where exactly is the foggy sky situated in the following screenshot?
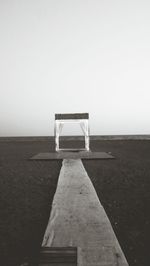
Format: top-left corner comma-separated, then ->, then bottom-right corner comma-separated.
0,0 -> 150,136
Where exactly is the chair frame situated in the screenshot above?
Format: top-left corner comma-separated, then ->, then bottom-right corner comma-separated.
54,113 -> 90,152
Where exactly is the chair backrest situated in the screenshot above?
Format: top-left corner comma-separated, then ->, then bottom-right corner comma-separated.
55,113 -> 89,120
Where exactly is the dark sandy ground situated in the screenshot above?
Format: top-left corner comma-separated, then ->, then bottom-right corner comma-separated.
0,139 -> 150,266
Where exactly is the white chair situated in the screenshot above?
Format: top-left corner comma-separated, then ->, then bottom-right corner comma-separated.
54,113 -> 90,152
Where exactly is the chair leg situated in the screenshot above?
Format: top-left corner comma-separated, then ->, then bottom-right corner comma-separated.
85,120 -> 90,151
55,122 -> 60,151
85,136 -> 89,151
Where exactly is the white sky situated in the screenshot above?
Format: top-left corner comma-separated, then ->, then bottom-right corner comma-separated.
0,0 -> 150,136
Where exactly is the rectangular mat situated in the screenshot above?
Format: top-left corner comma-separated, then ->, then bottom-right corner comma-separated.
30,151 -> 114,160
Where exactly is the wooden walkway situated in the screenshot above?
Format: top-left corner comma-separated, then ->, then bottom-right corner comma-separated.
41,159 -> 128,266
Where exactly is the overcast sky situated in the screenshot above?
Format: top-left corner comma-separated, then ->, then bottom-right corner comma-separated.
0,0 -> 150,136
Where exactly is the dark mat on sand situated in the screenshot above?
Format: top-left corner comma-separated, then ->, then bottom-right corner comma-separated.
30,151 -> 114,160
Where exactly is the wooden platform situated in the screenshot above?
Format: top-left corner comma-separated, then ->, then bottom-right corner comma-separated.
41,159 -> 128,266
30,151 -> 114,160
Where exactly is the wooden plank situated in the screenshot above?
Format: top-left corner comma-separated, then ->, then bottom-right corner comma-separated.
39,261 -> 76,266
55,113 -> 89,120
39,247 -> 77,265
42,159 -> 128,266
